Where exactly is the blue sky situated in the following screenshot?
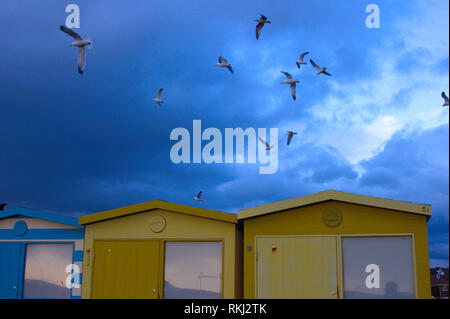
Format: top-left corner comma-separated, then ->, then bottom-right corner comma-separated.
0,0 -> 448,266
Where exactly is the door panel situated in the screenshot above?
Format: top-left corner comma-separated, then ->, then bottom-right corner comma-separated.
92,240 -> 160,299
0,243 -> 23,299
257,236 -> 338,299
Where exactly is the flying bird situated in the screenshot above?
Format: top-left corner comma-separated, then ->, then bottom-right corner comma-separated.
258,137 -> 274,151
296,52 -> 309,69
280,71 -> 299,100
215,56 -> 234,73
0,203 -> 6,211
194,191 -> 204,202
442,91 -> 449,106
60,25 -> 91,74
255,14 -> 271,40
310,59 -> 331,76
286,131 -> 297,145
152,88 -> 164,105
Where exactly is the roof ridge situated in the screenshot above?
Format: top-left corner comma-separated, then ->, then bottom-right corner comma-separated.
79,199 -> 237,225
238,190 -> 432,220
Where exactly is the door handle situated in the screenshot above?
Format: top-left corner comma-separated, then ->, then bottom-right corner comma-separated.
331,290 -> 336,295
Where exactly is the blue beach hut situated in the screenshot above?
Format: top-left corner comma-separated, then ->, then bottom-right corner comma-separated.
0,207 -> 84,299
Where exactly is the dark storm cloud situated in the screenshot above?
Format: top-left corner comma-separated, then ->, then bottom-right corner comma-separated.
0,0 -> 448,265
357,125 -> 449,265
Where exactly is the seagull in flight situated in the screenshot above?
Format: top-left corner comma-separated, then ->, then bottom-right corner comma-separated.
255,14 -> 271,40
436,268 -> 445,280
286,131 -> 297,145
442,91 -> 449,106
310,59 -> 331,76
152,88 -> 164,105
0,203 -> 6,211
258,137 -> 275,151
60,25 -> 91,74
194,191 -> 204,202
215,56 -> 234,73
296,52 -> 309,69
280,71 -> 299,100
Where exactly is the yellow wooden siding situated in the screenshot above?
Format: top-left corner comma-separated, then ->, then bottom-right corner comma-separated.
242,200 -> 431,299
257,236 -> 338,299
81,208 -> 238,299
91,240 -> 160,299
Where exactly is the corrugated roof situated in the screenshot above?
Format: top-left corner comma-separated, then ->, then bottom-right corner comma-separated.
79,200 -> 237,225
238,190 -> 432,220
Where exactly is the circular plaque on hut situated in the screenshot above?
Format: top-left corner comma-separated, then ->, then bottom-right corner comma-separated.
149,215 -> 166,233
322,207 -> 342,227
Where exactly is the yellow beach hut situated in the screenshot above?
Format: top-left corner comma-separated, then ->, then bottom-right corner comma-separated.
78,200 -> 242,299
238,190 -> 432,299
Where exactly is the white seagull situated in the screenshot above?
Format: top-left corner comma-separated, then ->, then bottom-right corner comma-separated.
215,56 -> 234,73
296,52 -> 309,69
152,88 -> 164,105
280,71 -> 299,100
194,191 -> 204,201
442,91 -> 449,106
255,14 -> 271,40
310,59 -> 331,76
286,131 -> 297,145
258,137 -> 274,151
60,25 -> 91,74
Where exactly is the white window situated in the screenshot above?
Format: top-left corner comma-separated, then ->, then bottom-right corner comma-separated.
164,241 -> 222,299
23,244 -> 73,299
342,236 -> 415,299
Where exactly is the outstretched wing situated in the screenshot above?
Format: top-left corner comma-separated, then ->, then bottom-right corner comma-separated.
322,70 -> 332,76
290,83 -> 296,100
157,88 -> 163,99
255,22 -> 264,40
197,191 -> 202,199
227,65 -> 234,73
258,136 -> 269,148
218,56 -> 224,63
287,134 -> 293,145
442,91 -> 449,102
77,46 -> 86,74
260,14 -> 267,21
310,59 -> 321,71
299,51 -> 309,61
281,71 -> 292,79
60,25 -> 82,40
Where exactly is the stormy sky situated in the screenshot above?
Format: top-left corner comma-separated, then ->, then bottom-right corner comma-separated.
0,0 -> 448,266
